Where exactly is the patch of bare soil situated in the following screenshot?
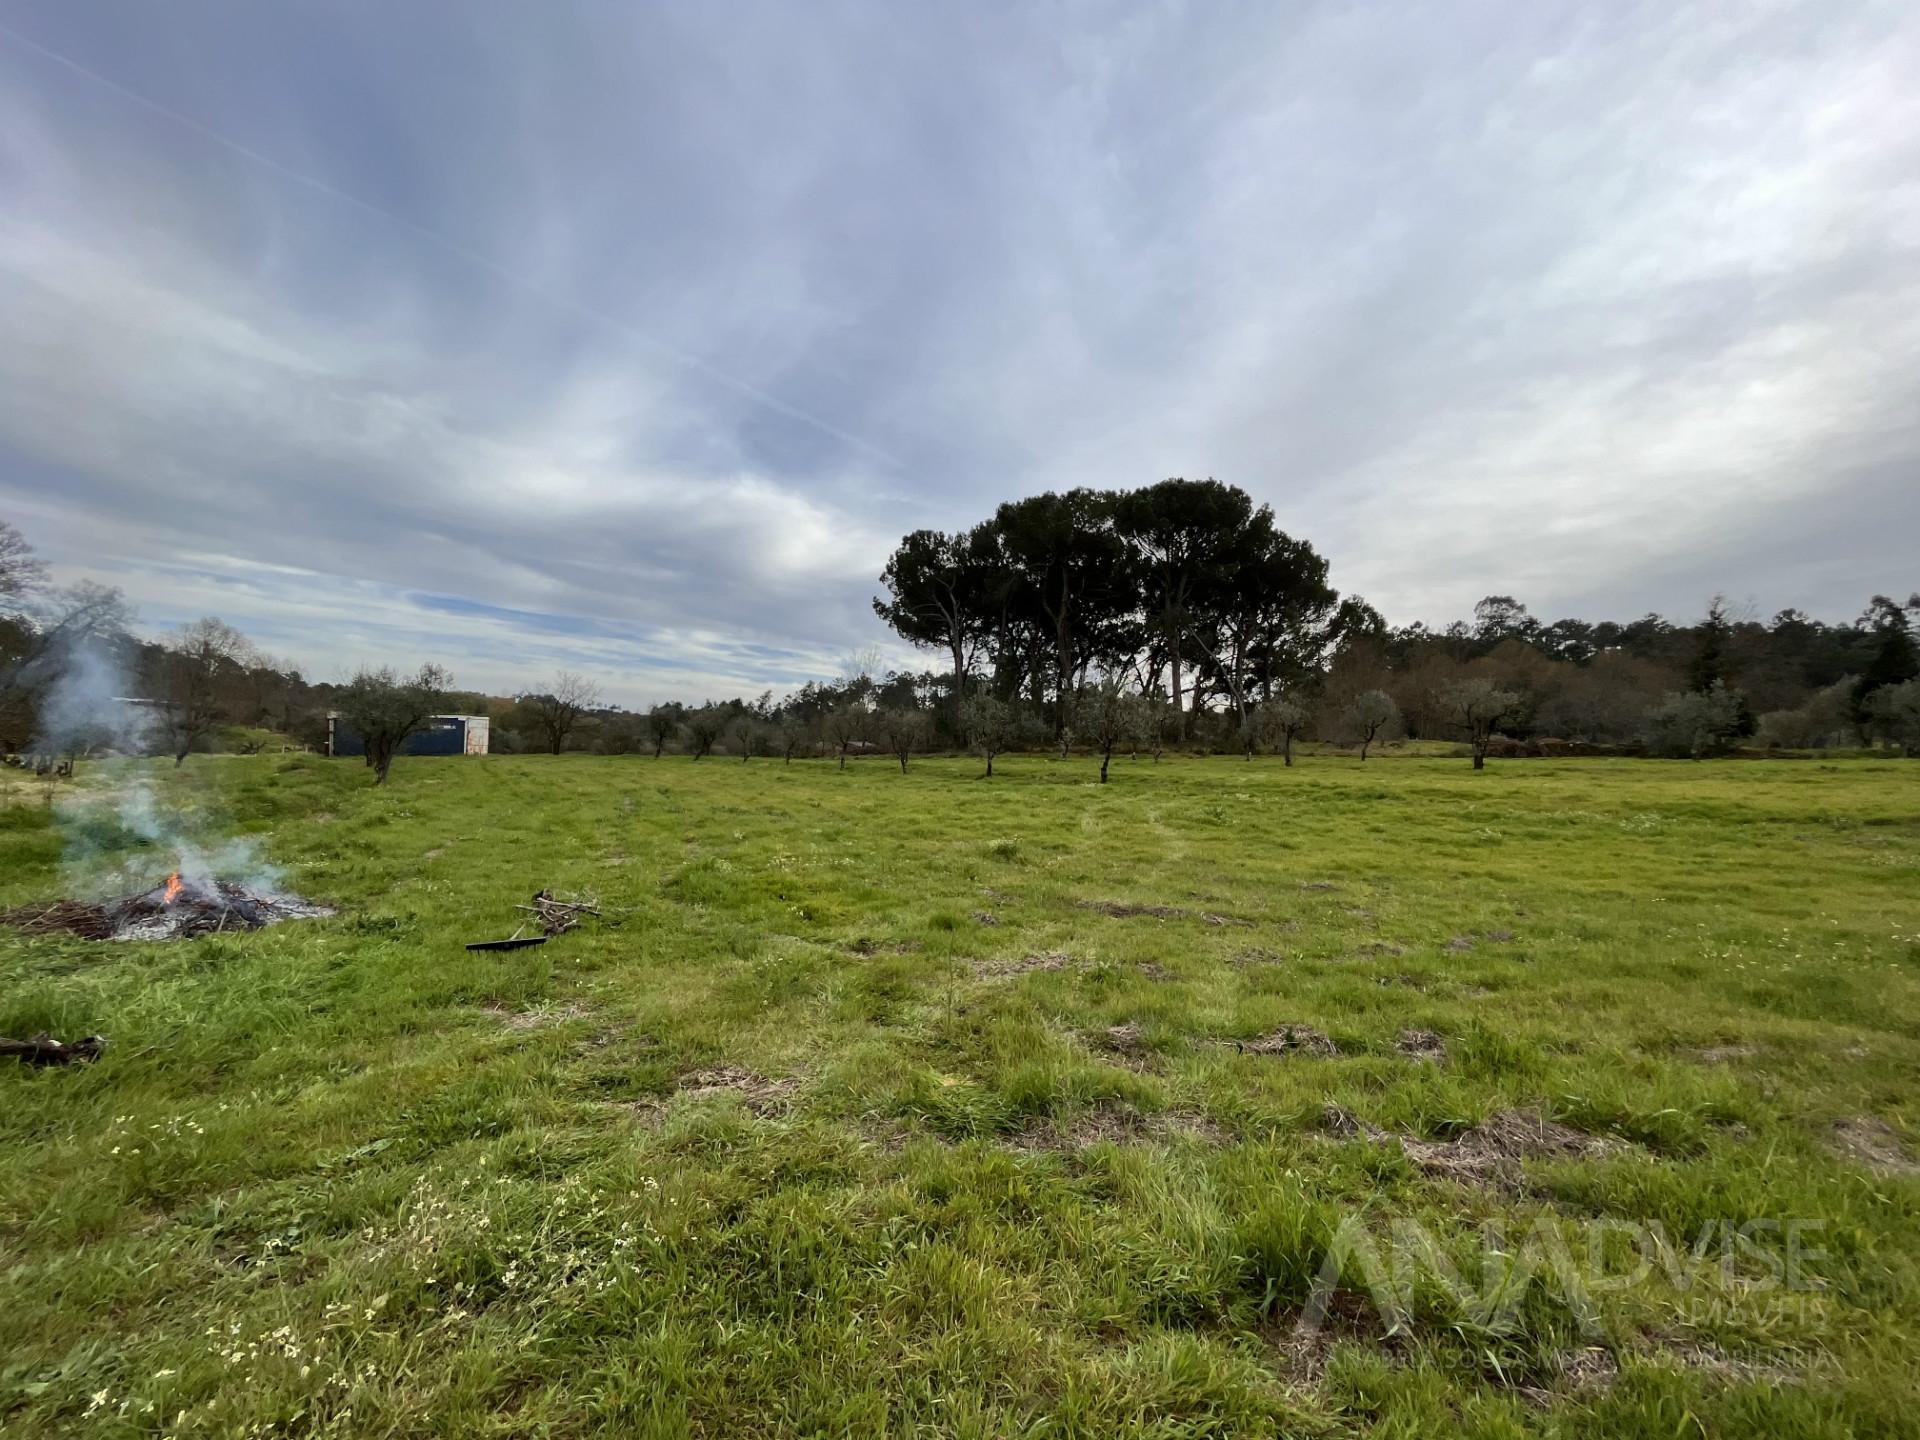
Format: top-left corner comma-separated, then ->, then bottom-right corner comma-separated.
674,1065 -> 801,1116
1263,1292 -> 1401,1394
1556,1346 -> 1621,1394
1135,961 -> 1172,980
1356,940 -> 1406,958
1298,881 -> 1339,892
1235,1025 -> 1339,1057
1200,912 -> 1252,928
1484,928 -> 1517,943
849,937 -> 918,956
1395,1029 -> 1447,1063
971,910 -> 1001,926
1230,947 -> 1288,968
1077,899 -> 1187,920
975,950 -> 1076,978
484,1001 -> 591,1032
1373,972 -> 1428,990
1691,1044 -> 1757,1064
1395,1107 -> 1622,1188
1828,1115 -> 1920,1175
1318,1103 -> 1384,1140
1099,1022 -> 1151,1057
1443,935 -> 1477,952
1009,1105 -> 1226,1153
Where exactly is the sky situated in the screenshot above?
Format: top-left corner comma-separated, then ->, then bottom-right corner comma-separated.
1,2 -> 1915,706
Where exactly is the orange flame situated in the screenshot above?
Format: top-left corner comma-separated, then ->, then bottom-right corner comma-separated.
163,872 -> 183,904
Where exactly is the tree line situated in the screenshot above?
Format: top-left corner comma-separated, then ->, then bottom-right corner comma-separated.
4,504 -> 1917,788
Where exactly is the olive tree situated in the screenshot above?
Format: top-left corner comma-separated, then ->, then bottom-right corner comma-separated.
1443,678 -> 1521,770
683,707 -> 725,759
645,704 -> 679,757
1340,689 -> 1399,760
963,692 -> 1015,776
1644,682 -> 1742,759
880,708 -> 930,772
823,700 -> 870,770
1256,698 -> 1310,765
336,663 -> 450,786
1074,675 -> 1142,784
1870,678 -> 1920,757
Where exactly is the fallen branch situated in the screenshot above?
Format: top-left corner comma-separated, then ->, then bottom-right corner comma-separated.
1,1032 -> 107,1066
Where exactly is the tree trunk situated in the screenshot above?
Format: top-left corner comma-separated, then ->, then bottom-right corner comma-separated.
897,752 -> 908,773
985,751 -> 994,777
1472,750 -> 1485,770
1100,745 -> 1111,783
1359,738 -> 1371,761
838,747 -> 847,771
1283,734 -> 1294,766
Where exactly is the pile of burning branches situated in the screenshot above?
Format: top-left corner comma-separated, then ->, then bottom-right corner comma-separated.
3,871 -> 333,942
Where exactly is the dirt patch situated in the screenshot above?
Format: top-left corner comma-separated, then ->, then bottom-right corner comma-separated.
484,1001 -> 591,1032
1484,928 -> 1517,943
1319,1103 -> 1384,1140
1200,912 -> 1252,928
1443,935 -> 1476,953
1556,1346 -> 1620,1394
1009,1105 -> 1225,1153
1134,961 -> 1172,980
1298,881 -> 1339,892
1827,1115 -> 1919,1175
674,1065 -> 801,1116
1691,1044 -> 1757,1065
1356,941 -> 1406,958
1099,1022 -> 1151,1056
970,910 -> 1001,927
1235,1024 -> 1339,1058
1395,1107 -> 1622,1188
1395,1029 -> 1447,1063
1077,899 -> 1186,920
975,950 -> 1075,978
1231,947 -> 1288,968
1641,1340 -> 1807,1387
849,938 -> 918,956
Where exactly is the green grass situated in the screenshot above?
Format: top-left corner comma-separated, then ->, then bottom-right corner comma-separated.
2,751 -> 1918,1437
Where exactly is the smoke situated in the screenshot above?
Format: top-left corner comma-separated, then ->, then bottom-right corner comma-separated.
31,636 -> 286,901
31,638 -> 155,758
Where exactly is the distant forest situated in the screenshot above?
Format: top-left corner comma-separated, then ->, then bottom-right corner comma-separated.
3,491 -> 1917,769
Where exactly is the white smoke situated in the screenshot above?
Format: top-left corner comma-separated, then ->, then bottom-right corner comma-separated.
32,638 -> 285,901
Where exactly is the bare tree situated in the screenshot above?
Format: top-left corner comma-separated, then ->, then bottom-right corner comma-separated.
1443,678 -> 1521,769
1340,689 -> 1399,760
160,617 -> 250,765
645,704 -> 679,757
683,707 -> 724,759
962,693 -> 1014,776
526,670 -> 601,754
336,664 -> 451,785
880,708 -> 929,772
0,519 -> 48,605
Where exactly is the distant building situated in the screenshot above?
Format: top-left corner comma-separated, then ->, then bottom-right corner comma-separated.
326,714 -> 490,758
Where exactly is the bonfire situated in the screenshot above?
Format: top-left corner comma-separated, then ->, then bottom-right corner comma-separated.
2,871 -> 333,942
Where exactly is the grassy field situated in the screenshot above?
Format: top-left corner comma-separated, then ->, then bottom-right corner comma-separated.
2,751 -> 1918,1438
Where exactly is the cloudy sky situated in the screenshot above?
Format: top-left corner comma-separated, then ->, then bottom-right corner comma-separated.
1,2 -> 1915,704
